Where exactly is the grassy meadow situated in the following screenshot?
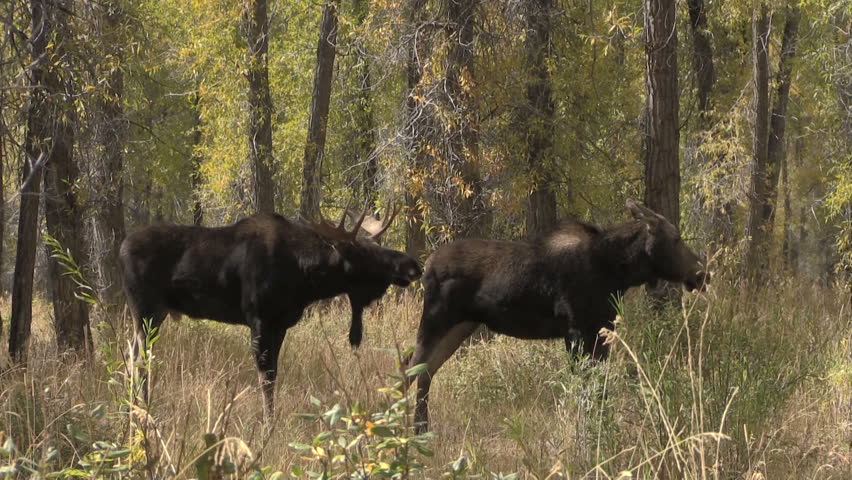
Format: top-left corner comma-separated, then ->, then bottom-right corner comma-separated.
1,275 -> 851,479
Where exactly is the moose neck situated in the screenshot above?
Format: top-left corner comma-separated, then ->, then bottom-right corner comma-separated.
593,221 -> 656,292
302,244 -> 352,301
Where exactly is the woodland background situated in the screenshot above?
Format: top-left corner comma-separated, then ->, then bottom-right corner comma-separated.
1,0 -> 852,478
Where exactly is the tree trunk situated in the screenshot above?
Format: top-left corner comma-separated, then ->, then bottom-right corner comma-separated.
244,0 -> 275,214
0,92 -> 5,296
0,93 -> 6,338
523,0 -> 558,237
761,7 -> 801,233
0,12 -> 6,340
89,1 -> 127,309
300,1 -> 338,221
444,0 -> 488,239
642,0 -> 680,226
42,0 -> 91,354
9,155 -> 43,361
359,62 -> 378,209
10,0 -> 50,362
687,0 -> 715,123
745,3 -> 771,272
796,202 -> 807,273
404,0 -> 429,259
686,0 -> 731,245
191,91 -> 204,226
44,129 -> 93,354
781,134 -> 794,272
10,0 -> 64,361
342,0 -> 377,210
834,11 -> 852,298
642,0 -> 680,302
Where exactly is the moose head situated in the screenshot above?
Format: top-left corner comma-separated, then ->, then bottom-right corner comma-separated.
627,200 -> 708,292
305,204 -> 423,346
308,204 -> 422,287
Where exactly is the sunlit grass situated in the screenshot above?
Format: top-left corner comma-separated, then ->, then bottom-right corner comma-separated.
1,276 -> 851,478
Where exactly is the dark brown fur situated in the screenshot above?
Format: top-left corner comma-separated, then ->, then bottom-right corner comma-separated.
407,201 -> 707,432
120,212 -> 422,420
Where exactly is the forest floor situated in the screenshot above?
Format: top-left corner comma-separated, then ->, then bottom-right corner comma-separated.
2,276 -> 852,479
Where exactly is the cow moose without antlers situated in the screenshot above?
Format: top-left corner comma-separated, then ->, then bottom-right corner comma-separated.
120,206 -> 422,420
406,201 -> 708,432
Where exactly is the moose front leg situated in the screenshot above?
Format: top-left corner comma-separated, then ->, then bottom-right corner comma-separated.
555,297 -> 580,357
563,329 -> 583,358
580,319 -> 615,362
249,320 -> 288,423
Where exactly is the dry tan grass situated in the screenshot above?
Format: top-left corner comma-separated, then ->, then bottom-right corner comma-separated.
2,278 -> 851,478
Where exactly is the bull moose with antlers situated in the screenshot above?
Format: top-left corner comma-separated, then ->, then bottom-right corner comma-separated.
120,206 -> 422,420
406,201 -> 708,432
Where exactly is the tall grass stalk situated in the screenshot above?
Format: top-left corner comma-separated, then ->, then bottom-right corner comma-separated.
1,274 -> 850,478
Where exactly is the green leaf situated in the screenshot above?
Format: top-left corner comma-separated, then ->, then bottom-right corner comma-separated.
450,456 -> 468,473
346,437 -> 362,449
370,425 -> 395,437
46,446 -> 59,462
322,404 -> 343,426
0,438 -> 13,457
93,440 -> 116,450
66,423 -> 90,443
53,468 -> 91,478
89,403 -> 106,420
412,442 -> 434,457
404,363 -> 428,377
106,448 -> 131,459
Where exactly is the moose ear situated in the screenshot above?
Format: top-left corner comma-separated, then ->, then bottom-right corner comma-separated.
626,199 -> 645,220
642,222 -> 658,255
627,200 -> 660,233
627,200 -> 663,220
627,200 -> 658,223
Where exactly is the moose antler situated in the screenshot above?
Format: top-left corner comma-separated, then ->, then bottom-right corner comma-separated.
337,198 -> 353,229
366,203 -> 400,241
348,211 -> 368,240
626,200 -> 665,222
344,203 -> 401,241
305,202 -> 366,242
305,206 -> 350,241
308,202 -> 401,242
349,210 -> 383,236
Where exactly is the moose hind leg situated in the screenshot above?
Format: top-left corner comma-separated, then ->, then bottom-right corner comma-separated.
410,321 -> 479,433
250,321 -> 288,424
